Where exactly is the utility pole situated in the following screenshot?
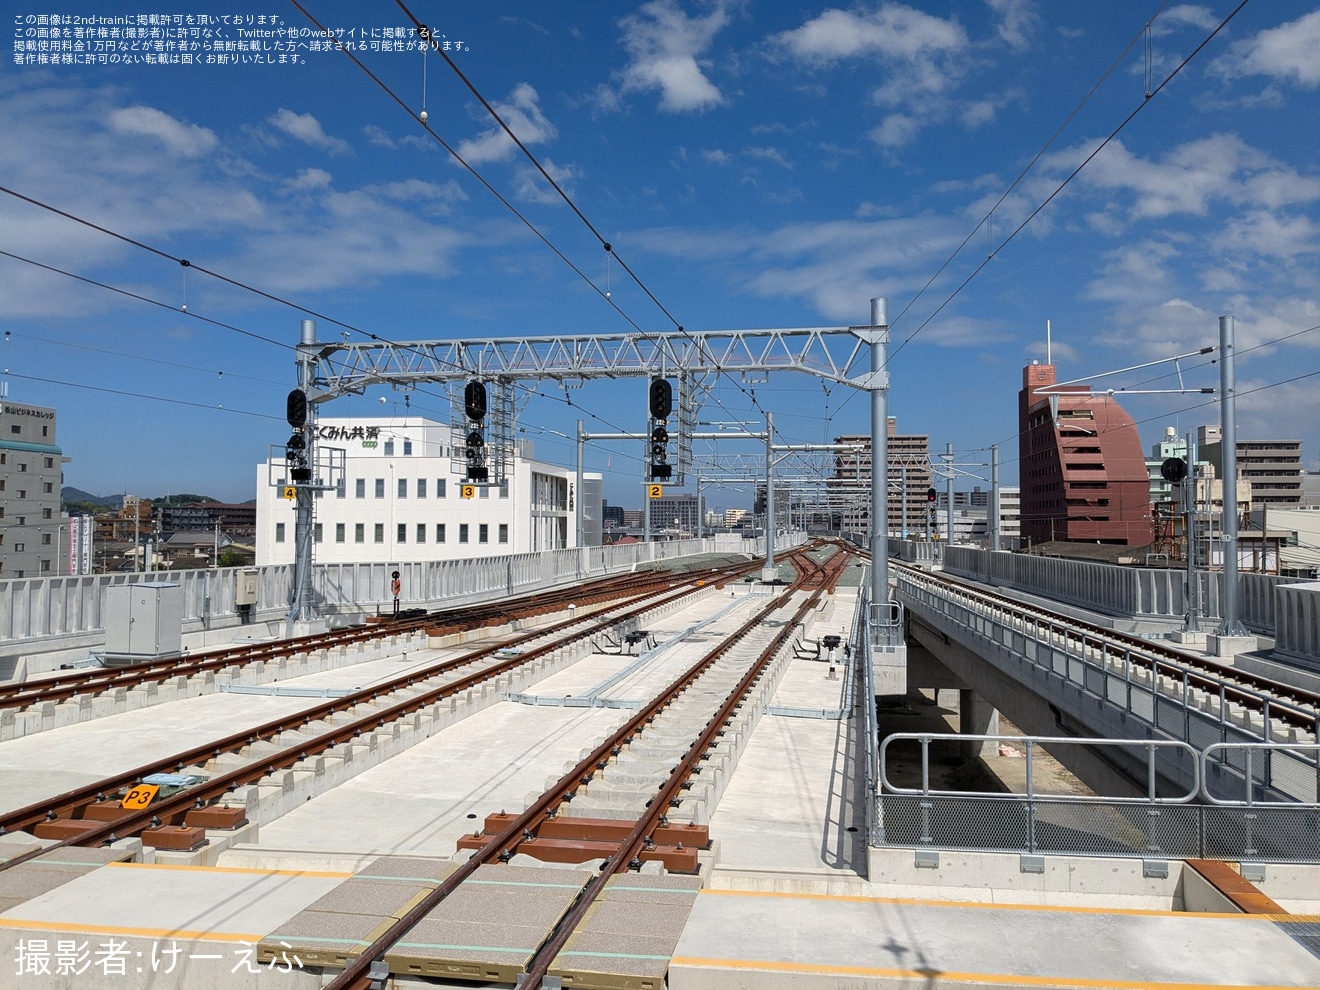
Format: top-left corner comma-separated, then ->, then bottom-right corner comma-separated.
1184,430 -> 1201,633
764,411 -> 776,579
867,297 -> 889,604
990,444 -> 1001,551
945,442 -> 954,548
1216,314 -> 1247,636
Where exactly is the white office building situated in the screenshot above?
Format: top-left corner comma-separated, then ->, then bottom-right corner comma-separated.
255,417 -> 596,566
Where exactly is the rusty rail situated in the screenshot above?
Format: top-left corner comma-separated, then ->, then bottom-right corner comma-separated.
326,544 -> 854,990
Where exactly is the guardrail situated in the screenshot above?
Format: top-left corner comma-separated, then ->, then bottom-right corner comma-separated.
896,570 -> 1320,761
875,733 -> 1320,862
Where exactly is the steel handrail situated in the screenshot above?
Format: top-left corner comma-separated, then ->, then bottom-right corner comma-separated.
879,733 -> 1201,804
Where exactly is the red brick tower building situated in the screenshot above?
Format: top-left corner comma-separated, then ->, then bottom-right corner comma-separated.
1019,362 -> 1152,547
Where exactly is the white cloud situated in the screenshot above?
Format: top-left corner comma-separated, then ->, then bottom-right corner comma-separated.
107,106 -> 217,158
773,5 -> 967,63
745,146 -> 792,169
701,148 -> 732,165
1214,9 -> 1320,88
985,0 -> 1037,50
615,0 -> 729,113
1222,211 -> 1319,261
285,168 -> 333,191
1046,134 -> 1320,222
267,108 -> 351,155
773,5 -> 977,149
869,113 -> 920,148
631,214 -> 967,321
1152,5 -> 1219,34
455,83 -> 556,165
512,158 -> 582,205
363,124 -> 395,148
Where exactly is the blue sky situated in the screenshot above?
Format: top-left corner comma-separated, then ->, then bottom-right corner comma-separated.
2,1 -> 1318,511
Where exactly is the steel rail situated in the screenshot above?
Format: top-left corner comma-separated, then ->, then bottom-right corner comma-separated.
886,558 -> 1320,728
0,564 -> 760,870
326,544 -> 852,990
1,569 -> 681,710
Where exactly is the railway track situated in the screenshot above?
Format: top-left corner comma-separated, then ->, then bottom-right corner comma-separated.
895,561 -> 1320,738
1,566 -> 720,714
0,558 -> 772,868
322,543 -> 856,990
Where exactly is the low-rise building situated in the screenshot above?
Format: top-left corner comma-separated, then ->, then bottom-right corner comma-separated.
254,417 -> 596,566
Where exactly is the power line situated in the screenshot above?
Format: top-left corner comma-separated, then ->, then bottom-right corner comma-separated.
0,249 -> 290,351
291,0 -> 778,436
887,0 -> 1255,364
4,371 -> 283,421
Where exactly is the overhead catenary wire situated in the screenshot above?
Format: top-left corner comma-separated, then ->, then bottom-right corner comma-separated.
886,0 -> 1255,366
290,0 -> 780,445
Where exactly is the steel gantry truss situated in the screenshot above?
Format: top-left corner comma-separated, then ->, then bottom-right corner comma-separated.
284,305 -> 895,624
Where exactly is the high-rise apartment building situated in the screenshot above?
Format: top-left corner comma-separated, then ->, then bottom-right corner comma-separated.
831,418 -> 932,536
1197,424 -> 1303,506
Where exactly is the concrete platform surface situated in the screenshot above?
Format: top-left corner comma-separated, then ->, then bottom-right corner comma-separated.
670,888 -> 1320,989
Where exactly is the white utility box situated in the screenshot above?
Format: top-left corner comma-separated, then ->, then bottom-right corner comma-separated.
104,582 -> 183,661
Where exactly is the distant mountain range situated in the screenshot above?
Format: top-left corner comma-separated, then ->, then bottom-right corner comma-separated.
61,488 -> 255,511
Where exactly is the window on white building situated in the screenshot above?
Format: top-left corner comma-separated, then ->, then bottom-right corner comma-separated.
436,523 -> 446,543
437,479 -> 446,498
384,440 -> 394,455
356,478 -> 365,498
355,523 -> 365,543
417,479 -> 427,498
479,524 -> 489,543
397,523 -> 406,543
459,524 -> 469,543
313,523 -> 322,543
275,523 -> 285,543
398,478 -> 407,498
375,479 -> 385,498
374,523 -> 385,543
403,440 -> 413,455
499,524 -> 509,543
336,523 -> 345,542
416,523 -> 426,543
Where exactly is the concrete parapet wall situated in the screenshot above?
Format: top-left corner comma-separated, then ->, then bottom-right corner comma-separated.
943,546 -> 1300,637
2,536 -> 784,681
1274,581 -> 1320,667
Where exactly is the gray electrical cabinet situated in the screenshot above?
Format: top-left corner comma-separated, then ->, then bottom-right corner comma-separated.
236,569 -> 259,607
104,582 -> 183,662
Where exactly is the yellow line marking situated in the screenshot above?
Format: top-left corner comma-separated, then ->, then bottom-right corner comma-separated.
0,919 -> 263,942
696,888 -> 1267,919
104,861 -> 353,878
670,957 -> 1313,989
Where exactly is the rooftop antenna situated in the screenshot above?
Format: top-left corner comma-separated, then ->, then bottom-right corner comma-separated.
1046,319 -> 1052,365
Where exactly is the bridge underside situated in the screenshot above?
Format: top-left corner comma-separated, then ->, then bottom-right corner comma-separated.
905,612 -> 1189,799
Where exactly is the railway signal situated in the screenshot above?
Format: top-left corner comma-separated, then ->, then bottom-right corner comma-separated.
647,378 -> 673,481
464,380 -> 489,483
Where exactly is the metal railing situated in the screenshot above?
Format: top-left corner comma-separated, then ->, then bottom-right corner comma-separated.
875,733 -> 1320,862
896,570 -> 1320,758
868,600 -> 904,651
857,579 -> 884,847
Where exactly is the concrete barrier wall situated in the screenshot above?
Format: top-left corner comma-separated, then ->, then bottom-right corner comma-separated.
943,546 -> 1297,634
892,539 -> 937,563
0,534 -> 790,663
1275,582 -> 1320,667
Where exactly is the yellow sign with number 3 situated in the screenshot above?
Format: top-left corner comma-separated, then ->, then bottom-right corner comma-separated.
120,784 -> 160,809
